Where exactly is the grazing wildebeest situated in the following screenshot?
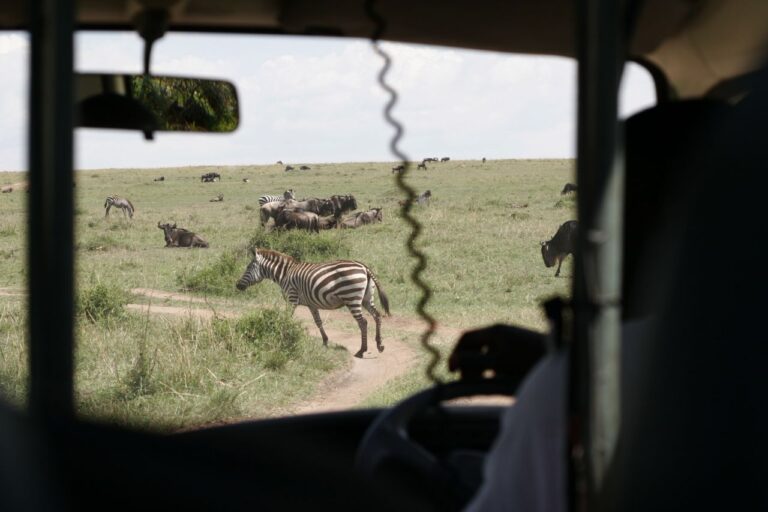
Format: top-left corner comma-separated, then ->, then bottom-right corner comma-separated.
104,195 -> 135,218
541,220 -> 578,277
440,157 -> 450,162
153,176 -> 165,182
201,172 -> 220,182
284,165 -> 295,172
423,157 -> 437,163
329,194 -> 358,219
391,164 -> 405,174
209,194 -> 224,202
236,248 -> 390,358
259,201 -> 286,226
277,160 -> 283,165
284,198 -> 334,216
157,222 -> 209,248
417,190 -> 432,206
417,162 -> 427,170
259,189 -> 295,207
299,165 -> 311,170
561,182 -> 578,195
340,208 -> 383,228
274,209 -> 320,233
482,157 -> 486,163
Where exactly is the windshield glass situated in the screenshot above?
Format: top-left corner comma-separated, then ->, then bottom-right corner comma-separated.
0,31 -> 653,429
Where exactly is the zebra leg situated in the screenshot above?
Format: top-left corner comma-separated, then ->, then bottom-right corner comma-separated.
309,307 -> 330,347
105,205 -> 110,217
350,307 -> 368,358
363,302 -> 384,353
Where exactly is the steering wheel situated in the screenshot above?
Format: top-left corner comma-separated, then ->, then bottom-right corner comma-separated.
355,378 -> 519,508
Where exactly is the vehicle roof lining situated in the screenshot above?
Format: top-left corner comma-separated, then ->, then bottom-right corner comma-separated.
2,0 -> 767,98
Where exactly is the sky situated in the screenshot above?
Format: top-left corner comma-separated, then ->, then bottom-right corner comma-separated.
0,31 -> 655,171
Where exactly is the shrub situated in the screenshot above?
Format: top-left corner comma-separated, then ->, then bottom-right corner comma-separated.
77,283 -> 128,322
247,230 -> 348,261
178,251 -> 242,296
235,309 -> 307,370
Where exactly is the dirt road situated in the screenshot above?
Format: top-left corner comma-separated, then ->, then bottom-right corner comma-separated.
129,288 -> 464,415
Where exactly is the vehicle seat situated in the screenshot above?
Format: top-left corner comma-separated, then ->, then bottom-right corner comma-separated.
614,62 -> 768,510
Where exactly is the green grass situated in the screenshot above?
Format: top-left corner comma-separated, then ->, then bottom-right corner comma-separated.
0,160 -> 575,423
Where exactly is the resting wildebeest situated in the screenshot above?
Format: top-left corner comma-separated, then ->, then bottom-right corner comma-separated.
417,162 -> 427,170
242,178 -> 250,183
561,182 -> 578,195
417,190 -> 432,206
317,215 -> 337,230
340,208 -> 383,229
153,176 -> 165,182
391,164 -> 405,174
541,220 -> 578,277
274,209 -> 320,233
284,198 -> 334,216
284,165 -> 295,172
440,157 -> 450,162
299,165 -> 311,170
157,222 -> 209,248
209,194 -> 224,202
329,194 -> 358,219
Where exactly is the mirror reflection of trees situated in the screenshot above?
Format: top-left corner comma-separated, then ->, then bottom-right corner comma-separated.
130,76 -> 238,132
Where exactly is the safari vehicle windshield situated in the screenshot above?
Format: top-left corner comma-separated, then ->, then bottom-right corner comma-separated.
0,30 -> 654,429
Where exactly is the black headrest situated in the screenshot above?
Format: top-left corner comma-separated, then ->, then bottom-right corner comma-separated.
622,99 -> 731,318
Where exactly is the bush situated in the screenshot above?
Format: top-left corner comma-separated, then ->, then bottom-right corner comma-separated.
247,230 -> 348,261
235,309 -> 307,370
178,251 -> 242,296
78,283 -> 128,322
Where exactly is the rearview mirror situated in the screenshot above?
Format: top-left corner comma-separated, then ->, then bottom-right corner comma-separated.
76,74 -> 239,135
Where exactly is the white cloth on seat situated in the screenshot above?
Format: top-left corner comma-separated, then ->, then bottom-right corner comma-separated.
464,319 -> 651,512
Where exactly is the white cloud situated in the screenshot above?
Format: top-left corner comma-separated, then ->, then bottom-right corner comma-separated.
0,31 -> 655,170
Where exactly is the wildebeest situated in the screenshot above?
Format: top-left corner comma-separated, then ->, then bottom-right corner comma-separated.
561,182 -> 578,195
391,164 -> 405,174
157,222 -> 209,248
209,194 -> 224,202
274,209 -> 320,233
417,190 -> 432,206
329,194 -> 358,219
201,172 -> 221,182
153,176 -> 165,182
423,157 -> 437,163
440,157 -> 450,162
482,157 -> 486,163
340,208 -> 383,229
299,165 -> 311,170
317,216 -> 337,230
242,178 -> 250,183
284,198 -> 334,216
259,200 -> 286,226
284,165 -> 295,172
417,162 -> 427,170
276,160 -> 283,165
541,220 -> 578,277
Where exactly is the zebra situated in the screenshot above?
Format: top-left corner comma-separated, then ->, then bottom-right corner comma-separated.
104,195 -> 135,218
236,248 -> 390,358
258,189 -> 296,207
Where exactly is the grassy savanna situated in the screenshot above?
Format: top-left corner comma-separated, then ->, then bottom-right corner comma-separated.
0,159 -> 574,428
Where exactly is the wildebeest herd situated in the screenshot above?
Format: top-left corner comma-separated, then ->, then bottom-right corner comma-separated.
90,161 -> 576,358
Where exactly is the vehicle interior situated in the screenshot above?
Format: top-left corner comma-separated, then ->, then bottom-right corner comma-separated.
1,0 -> 767,510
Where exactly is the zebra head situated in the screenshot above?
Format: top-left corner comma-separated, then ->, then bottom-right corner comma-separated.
236,248 -> 265,290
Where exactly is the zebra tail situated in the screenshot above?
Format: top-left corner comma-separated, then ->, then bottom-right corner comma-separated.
126,198 -> 135,212
370,271 -> 390,316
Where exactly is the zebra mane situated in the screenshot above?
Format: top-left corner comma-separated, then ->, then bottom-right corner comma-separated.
256,248 -> 295,262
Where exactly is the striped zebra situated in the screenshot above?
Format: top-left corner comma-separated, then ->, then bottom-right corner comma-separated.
236,248 -> 390,358
258,189 -> 296,207
104,195 -> 135,218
